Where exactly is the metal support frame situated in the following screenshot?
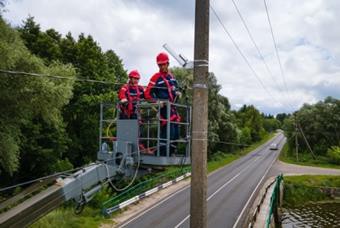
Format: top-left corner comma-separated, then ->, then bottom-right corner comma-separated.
99,101 -> 192,166
166,101 -> 171,157
99,103 -> 103,152
157,101 -> 161,157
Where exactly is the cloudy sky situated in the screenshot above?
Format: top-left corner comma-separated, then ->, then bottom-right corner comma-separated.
3,0 -> 340,114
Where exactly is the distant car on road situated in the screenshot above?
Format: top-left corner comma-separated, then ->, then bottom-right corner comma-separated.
270,143 -> 278,150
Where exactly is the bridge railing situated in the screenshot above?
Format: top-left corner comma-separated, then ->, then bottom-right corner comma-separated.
266,174 -> 283,228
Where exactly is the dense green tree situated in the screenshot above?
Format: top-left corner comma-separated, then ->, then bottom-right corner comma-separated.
0,16 -> 75,182
276,112 -> 290,127
105,50 -> 127,89
18,17 -> 42,57
327,146 -> 340,165
205,73 -> 239,154
263,116 -> 280,133
59,32 -> 77,64
239,127 -> 252,145
18,17 -> 128,166
236,105 -> 266,142
284,97 -> 340,157
62,34 -> 126,165
19,17 -> 62,64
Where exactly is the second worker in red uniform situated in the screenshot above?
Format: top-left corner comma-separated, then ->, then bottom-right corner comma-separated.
145,52 -> 181,156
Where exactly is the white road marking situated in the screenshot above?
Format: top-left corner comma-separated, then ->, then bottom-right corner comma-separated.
121,135 -> 281,228
174,215 -> 190,228
174,157 -> 260,228
232,152 -> 278,228
119,185 -> 189,228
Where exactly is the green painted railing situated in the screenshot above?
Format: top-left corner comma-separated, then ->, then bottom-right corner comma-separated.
102,167 -> 191,211
266,174 -> 283,228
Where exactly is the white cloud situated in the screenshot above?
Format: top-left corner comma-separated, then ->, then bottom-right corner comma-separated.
3,0 -> 340,114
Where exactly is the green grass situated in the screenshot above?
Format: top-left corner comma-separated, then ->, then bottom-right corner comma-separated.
30,207 -> 112,228
283,175 -> 340,207
284,175 -> 340,187
279,143 -> 340,169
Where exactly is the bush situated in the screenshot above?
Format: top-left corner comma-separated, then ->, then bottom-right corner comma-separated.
327,146 -> 340,165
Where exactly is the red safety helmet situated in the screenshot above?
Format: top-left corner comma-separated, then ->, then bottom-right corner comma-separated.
128,70 -> 140,79
156,52 -> 169,65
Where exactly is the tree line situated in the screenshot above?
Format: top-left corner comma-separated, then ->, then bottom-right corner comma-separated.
283,97 -> 340,164
0,15 -> 282,189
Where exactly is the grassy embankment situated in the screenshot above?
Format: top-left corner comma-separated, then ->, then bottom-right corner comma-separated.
279,143 -> 340,169
283,175 -> 340,207
279,141 -> 340,207
31,132 -> 276,227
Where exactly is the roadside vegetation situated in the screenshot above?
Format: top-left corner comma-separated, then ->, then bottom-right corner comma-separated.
280,97 -> 340,169
30,207 -> 108,228
280,144 -> 340,169
283,175 -> 340,207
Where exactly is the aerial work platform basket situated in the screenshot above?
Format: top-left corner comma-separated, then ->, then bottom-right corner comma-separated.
98,100 -> 191,166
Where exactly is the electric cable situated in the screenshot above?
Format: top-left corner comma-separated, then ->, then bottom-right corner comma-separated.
262,0 -> 297,112
230,0 -> 285,94
0,69 -> 192,90
262,0 -> 317,152
210,5 -> 281,106
104,141 -> 141,192
263,0 -> 289,93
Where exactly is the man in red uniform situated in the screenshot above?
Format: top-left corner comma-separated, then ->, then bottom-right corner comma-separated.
118,70 -> 144,119
145,52 -> 181,156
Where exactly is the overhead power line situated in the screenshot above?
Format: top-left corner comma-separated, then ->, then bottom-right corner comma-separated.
263,0 -> 289,93
0,69 -> 121,85
263,0 -> 299,114
230,0 -> 285,94
0,69 -> 192,91
210,5 -> 281,106
262,0 -> 315,152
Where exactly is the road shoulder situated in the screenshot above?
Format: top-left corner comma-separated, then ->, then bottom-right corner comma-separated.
270,160 -> 340,176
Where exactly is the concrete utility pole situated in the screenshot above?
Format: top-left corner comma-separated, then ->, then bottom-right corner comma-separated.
190,0 -> 209,227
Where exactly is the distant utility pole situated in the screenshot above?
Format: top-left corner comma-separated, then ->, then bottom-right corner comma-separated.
295,119 -> 299,161
190,0 -> 209,227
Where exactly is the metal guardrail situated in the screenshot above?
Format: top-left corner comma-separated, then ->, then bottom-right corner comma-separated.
265,174 -> 283,228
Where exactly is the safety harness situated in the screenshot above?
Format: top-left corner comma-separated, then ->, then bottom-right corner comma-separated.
159,74 -> 181,126
120,84 -> 143,118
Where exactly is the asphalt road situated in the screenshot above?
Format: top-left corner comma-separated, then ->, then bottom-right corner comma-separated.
119,133 -> 285,228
